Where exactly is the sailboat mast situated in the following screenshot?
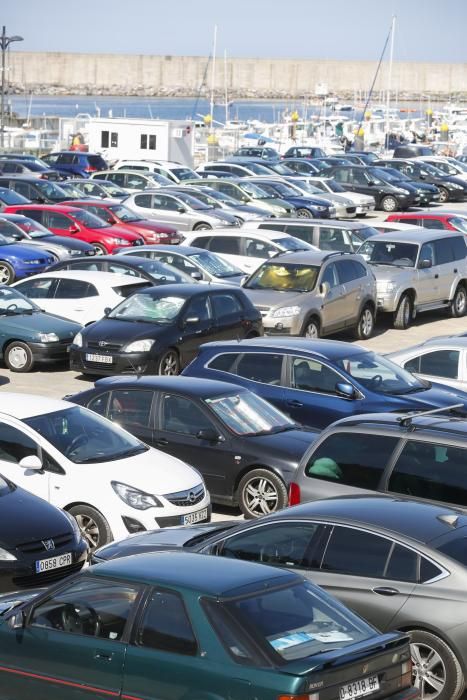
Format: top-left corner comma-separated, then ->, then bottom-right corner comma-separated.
224,49 -> 228,125
209,25 -> 217,132
385,15 -> 396,148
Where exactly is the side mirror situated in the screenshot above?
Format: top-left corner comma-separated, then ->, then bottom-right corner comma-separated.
367,180 -> 376,186
419,258 -> 432,269
335,382 -> 356,399
177,206 -> 187,213
190,271 -> 203,281
182,316 -> 199,327
19,455 -> 42,471
319,281 -> 330,296
8,610 -> 25,631
104,307 -> 111,316
196,428 -> 221,442
68,225 -> 79,234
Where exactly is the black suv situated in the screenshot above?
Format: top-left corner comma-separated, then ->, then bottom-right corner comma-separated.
374,159 -> 467,203
326,165 -> 419,211
0,176 -> 69,204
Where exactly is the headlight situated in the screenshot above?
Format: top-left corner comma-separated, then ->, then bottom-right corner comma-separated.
273,206 -> 285,214
38,332 -> 59,342
450,183 -> 464,190
24,259 -> 42,265
0,547 -> 16,561
378,281 -> 397,292
63,510 -> 82,543
271,306 -> 301,318
315,206 -> 327,211
73,332 -> 83,347
111,481 -> 162,510
113,238 -> 128,244
394,188 -> 410,195
123,339 -> 155,353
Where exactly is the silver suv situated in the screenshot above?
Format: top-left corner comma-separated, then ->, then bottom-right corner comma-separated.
359,229 -> 467,329
241,250 -> 377,339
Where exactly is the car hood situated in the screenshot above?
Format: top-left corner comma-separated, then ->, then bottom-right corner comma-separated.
248,427 -> 319,457
383,384 -> 467,411
43,235 -> 93,252
89,223 -> 142,241
369,264 -> 414,282
341,191 -> 375,205
117,220 -> 177,235
0,311 -> 81,336
234,204 -> 270,218
243,288 -> 311,308
0,243 -> 52,261
82,318 -> 171,343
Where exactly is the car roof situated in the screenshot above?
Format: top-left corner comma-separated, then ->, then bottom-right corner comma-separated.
93,374 -> 251,397
275,496 -> 467,545
138,283 -> 233,297
0,392 -> 74,419
62,199 -> 121,207
263,250 -> 343,264
0,175 -> 55,184
6,204 -> 82,213
199,337 -> 366,360
328,411 -> 467,440
91,550 -> 298,596
50,151 -> 103,157
387,335 -> 467,355
16,270 -> 148,286
188,227 -> 294,241
259,218 -> 376,231
367,229 -> 462,244
122,244 -> 209,256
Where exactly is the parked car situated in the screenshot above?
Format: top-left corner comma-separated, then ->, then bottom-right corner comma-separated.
189,177 -> 296,217
41,151 -> 108,178
116,244 -> 247,285
176,183 -> 270,221
242,250 -> 377,339
196,161 -> 275,178
183,227 -> 314,273
0,551 -> 416,700
0,176 -> 70,204
70,284 -> 263,377
306,176 -> 376,215
248,219 -> 380,253
92,169 -> 173,191
0,393 -> 210,547
242,177 -> 336,218
0,214 -> 95,260
0,286 -> 81,371
0,473 -> 88,592
327,165 -> 419,212
13,271 -> 150,326
417,157 -> 467,181
0,159 -> 61,181
392,145 -> 434,158
0,187 -> 30,211
62,199 -> 182,245
182,338 -> 467,429
364,165 -> 439,205
4,204 -> 145,255
282,146 -> 327,159
123,190 -> 239,230
281,158 -> 322,175
386,212 -> 467,235
0,229 -> 56,285
287,178 -> 358,217
67,375 -> 319,517
374,159 -> 467,203
67,177 -> 128,199
344,151 -> 380,164
232,145 -> 280,159
112,159 -> 200,182
93,495 -> 467,700
358,230 -> 467,328
386,336 -> 467,391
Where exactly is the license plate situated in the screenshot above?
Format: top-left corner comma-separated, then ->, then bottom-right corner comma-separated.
339,675 -> 380,700
35,552 -> 72,573
182,508 -> 208,525
86,353 -> 113,363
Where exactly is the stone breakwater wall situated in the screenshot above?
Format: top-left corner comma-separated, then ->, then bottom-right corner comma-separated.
7,52 -> 467,98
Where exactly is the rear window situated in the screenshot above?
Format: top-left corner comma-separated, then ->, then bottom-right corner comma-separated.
112,283 -> 150,297
88,155 -> 107,169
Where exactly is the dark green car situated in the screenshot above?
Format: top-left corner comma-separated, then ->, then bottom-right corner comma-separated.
0,551 -> 417,700
0,285 -> 81,372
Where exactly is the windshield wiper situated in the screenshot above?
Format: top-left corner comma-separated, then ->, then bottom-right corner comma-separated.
392,385 -> 428,395
78,446 -> 148,463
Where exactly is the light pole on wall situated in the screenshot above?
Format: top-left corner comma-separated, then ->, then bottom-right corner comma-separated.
1,26 -> 23,149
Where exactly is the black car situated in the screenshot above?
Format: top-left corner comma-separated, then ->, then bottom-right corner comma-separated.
374,159 -> 467,203
0,176 -> 69,204
327,165 -> 419,212
0,473 -> 87,593
92,495 -> 467,700
69,284 -> 263,377
46,254 -> 195,284
0,159 -> 61,181
282,146 -> 327,159
281,158 -> 322,175
67,375 -> 318,517
366,165 -> 439,205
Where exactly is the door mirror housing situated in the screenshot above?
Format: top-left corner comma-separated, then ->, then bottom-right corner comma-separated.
182,316 -> 199,327
335,382 -> 356,399
19,455 -> 42,471
7,610 -> 25,631
104,307 -> 111,316
68,225 -> 79,234
190,271 -> 203,281
177,206 -> 186,213
196,428 -> 221,442
419,258 -> 432,269
367,180 -> 376,186
319,281 -> 330,296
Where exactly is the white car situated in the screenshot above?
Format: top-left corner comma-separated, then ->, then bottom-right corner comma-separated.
306,177 -> 376,216
12,271 -> 150,326
183,227 -> 317,273
113,159 -> 201,183
0,393 -> 211,548
386,336 -> 467,391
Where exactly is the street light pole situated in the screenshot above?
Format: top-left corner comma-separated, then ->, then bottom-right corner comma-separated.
0,26 -> 24,149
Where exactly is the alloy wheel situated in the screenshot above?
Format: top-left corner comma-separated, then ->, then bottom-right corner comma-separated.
74,513 -> 100,549
411,642 -> 446,700
243,476 -> 279,517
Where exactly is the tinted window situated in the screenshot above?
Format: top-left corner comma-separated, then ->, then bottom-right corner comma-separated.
87,392 -> 110,416
291,357 -> 341,394
208,237 -> 241,255
420,557 -> 443,583
236,353 -> 283,384
108,389 -> 153,427
319,229 -> 350,252
305,433 -> 398,489
208,352 -> 240,373
404,349 -> 459,380
54,279 -> 97,299
15,277 -> 54,299
451,236 -> 467,260
385,544 -> 418,582
321,263 -> 338,288
424,219 -> 445,230
322,527 -> 392,577
336,259 -> 359,283
184,295 -> 210,322
389,442 -> 467,506
0,421 -> 37,463
46,212 -> 72,230
134,194 -> 152,207
245,238 -> 276,258
138,589 -> 197,655
433,238 -> 454,264
161,394 -> 213,436
189,236 -> 210,250
211,292 -> 243,319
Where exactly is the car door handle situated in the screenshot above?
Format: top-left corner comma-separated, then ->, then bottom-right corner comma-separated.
156,439 -> 169,446
372,586 -> 400,596
286,400 -> 304,407
454,269 -> 458,273
94,651 -> 113,662
434,274 -> 439,279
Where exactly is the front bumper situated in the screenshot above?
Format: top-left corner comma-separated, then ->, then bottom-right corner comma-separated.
376,292 -> 398,313
356,202 -> 376,214
29,340 -> 74,363
14,263 -> 51,280
70,347 -> 158,375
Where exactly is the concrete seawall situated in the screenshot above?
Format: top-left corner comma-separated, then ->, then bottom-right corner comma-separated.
7,52 -> 467,97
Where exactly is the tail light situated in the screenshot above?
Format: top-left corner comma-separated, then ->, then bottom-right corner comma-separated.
84,166 -> 97,173
288,482 -> 301,506
401,659 -> 412,688
278,694 -> 319,700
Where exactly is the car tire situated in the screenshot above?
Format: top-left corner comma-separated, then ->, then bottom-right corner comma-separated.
354,305 -> 375,339
193,223 -> 212,231
302,317 -> 320,338
158,349 -> 180,376
238,468 -> 288,519
449,284 -> 467,318
409,629 -> 464,700
0,261 -> 15,285
438,187 -> 449,203
296,207 -> 313,218
394,294 -> 412,329
381,195 -> 398,212
4,341 -> 34,372
68,505 -> 112,550
92,243 -> 107,255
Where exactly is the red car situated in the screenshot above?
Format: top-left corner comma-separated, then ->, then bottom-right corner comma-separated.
62,199 -> 182,245
4,204 -> 145,255
386,211 -> 467,235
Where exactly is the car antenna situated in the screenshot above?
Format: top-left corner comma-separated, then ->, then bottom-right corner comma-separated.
125,356 -> 143,379
397,403 -> 464,429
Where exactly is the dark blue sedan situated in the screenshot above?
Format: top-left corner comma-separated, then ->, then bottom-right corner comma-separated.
0,232 -> 55,284
182,337 -> 467,429
246,178 -> 335,218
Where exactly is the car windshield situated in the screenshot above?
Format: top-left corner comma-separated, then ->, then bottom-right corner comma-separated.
24,405 -> 148,464
0,220 -> 26,240
109,293 -> 186,322
436,537 -> 467,566
293,180 -> 325,195
58,182 -> 84,198
108,204 -> 144,222
335,350 -> 425,395
241,162 -> 274,175
172,168 -> 199,181
381,167 -> 411,182
189,251 -> 243,278
265,181 -> 298,197
0,475 -> 14,496
182,190 -> 217,208
420,163 -> 446,177
246,262 -> 319,292
0,188 -> 29,205
266,162 -> 296,175
206,391 -> 294,436
350,226 -> 380,243
34,180 -> 69,201
173,192 -> 212,211
0,286 -> 39,314
200,188 -> 242,207
71,209 -> 111,229
223,580 -> 372,661
0,231 -> 18,246
359,240 -> 418,267
239,181 -> 271,199
133,259 -> 193,284
278,236 -> 312,251
11,216 -> 52,238
150,173 -> 174,186
449,217 -> 467,234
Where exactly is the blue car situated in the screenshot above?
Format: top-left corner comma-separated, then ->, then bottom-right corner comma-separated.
246,178 -> 335,218
41,151 -> 107,178
182,337 -> 467,429
0,232 -> 55,285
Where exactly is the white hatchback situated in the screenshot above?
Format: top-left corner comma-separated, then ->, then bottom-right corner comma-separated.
0,393 -> 210,548
12,271 -> 150,326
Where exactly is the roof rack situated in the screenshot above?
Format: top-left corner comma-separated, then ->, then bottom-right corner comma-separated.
396,403 -> 465,428
321,251 -> 354,263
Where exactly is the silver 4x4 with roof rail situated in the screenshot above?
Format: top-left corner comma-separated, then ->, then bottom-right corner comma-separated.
241,249 -> 377,339
358,229 -> 467,329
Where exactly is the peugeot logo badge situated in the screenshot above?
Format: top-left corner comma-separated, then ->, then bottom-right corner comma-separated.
42,539 -> 55,552
99,341 -> 107,347
188,491 -> 196,503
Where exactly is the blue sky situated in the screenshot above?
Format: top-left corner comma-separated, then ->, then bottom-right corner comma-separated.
5,0 -> 467,62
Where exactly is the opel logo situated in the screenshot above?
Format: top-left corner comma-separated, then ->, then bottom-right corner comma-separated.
99,341 -> 107,347
42,539 -> 55,552
188,491 -> 196,503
